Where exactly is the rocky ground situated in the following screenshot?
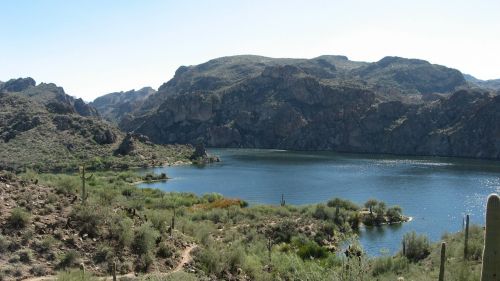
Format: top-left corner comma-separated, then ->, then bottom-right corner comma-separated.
0,171 -> 192,281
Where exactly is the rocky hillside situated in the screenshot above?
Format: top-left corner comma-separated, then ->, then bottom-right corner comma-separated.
91,87 -> 156,123
0,78 -> 192,172
111,55 -> 500,159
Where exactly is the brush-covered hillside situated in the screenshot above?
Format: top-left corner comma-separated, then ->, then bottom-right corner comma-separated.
0,78 -> 192,172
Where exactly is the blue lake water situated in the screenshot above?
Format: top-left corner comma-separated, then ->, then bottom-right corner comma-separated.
138,149 -> 500,255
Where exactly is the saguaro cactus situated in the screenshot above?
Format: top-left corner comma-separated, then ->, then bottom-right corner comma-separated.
79,165 -> 93,203
464,214 -> 469,260
280,193 -> 286,207
267,237 -> 273,262
439,242 -> 446,281
112,261 -> 117,281
480,194 -> 500,281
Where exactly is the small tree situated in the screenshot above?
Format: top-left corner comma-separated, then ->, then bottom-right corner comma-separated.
364,199 -> 379,215
386,206 -> 403,222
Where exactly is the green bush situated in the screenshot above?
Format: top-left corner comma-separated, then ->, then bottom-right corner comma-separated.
327,197 -> 360,211
157,242 -> 175,258
296,240 -> 328,260
402,231 -> 430,262
94,244 -> 113,264
133,222 -> 160,256
203,193 -> 224,203
58,250 -> 79,269
8,208 -> 31,229
37,236 -> 58,253
70,203 -> 105,237
386,206 -> 403,222
371,255 -> 409,276
110,216 -> 134,248
19,250 -> 32,263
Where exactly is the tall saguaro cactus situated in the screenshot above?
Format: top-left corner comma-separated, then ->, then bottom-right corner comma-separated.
464,214 -> 469,260
480,194 -> 500,281
80,165 -> 93,204
439,242 -> 446,281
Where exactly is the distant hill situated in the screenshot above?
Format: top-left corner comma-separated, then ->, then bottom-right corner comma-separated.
464,74 -> 500,90
104,54 -> 500,160
91,87 -> 156,123
0,78 -> 192,172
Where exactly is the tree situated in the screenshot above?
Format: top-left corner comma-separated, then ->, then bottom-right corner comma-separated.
364,199 -> 379,215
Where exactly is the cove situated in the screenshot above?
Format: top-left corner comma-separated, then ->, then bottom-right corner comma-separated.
138,148 -> 500,256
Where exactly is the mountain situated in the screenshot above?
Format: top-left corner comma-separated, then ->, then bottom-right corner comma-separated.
113,55 -> 500,159
0,78 -> 192,172
464,74 -> 500,90
91,87 -> 156,123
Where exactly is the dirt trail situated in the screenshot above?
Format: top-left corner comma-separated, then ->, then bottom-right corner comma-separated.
23,245 -> 197,281
172,244 -> 197,273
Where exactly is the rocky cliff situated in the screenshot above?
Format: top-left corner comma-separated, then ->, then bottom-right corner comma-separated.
91,87 -> 156,123
108,55 -> 499,159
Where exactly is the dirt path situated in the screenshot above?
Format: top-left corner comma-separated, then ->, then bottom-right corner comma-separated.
23,245 -> 198,281
172,244 -> 197,273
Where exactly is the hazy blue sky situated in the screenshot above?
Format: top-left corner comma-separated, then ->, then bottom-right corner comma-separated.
1,0 -> 499,100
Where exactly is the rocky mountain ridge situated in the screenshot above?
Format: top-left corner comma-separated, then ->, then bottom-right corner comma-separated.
93,54 -> 500,160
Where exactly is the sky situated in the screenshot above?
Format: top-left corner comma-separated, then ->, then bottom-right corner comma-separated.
1,0 -> 500,101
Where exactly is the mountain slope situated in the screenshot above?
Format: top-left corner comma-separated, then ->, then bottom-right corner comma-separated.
0,78 -> 192,172
116,55 -> 500,159
91,87 -> 156,123
464,74 -> 500,90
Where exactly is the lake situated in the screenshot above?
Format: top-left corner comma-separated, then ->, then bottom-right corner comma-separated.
138,148 -> 500,256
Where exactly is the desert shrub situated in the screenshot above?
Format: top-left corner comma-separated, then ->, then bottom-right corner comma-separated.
110,216 -> 134,248
94,244 -> 114,264
37,236 -> 58,253
0,235 -> 10,253
371,255 -> 409,276
54,176 -> 79,195
197,246 -> 223,276
402,231 -> 430,262
227,245 -> 245,273
203,192 -> 224,203
146,210 -> 171,234
19,250 -> 32,263
272,220 -> 298,243
133,222 -> 160,256
30,265 -> 46,276
327,197 -> 360,211
157,242 -> 176,258
8,208 -> 31,229
206,208 -> 227,224
21,229 -> 34,245
58,250 -> 79,269
70,203 -> 105,237
312,204 -> 334,220
296,239 -> 328,260
8,255 -> 20,263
